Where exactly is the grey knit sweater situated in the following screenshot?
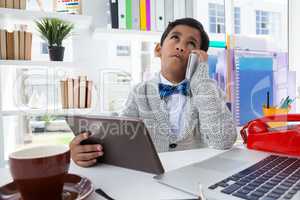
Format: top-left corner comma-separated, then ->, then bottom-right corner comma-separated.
120,62 -> 237,152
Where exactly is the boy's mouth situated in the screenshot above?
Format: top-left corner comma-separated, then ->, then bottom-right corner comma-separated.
171,53 -> 183,61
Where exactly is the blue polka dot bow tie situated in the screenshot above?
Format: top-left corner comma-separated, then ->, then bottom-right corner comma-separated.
158,81 -> 189,98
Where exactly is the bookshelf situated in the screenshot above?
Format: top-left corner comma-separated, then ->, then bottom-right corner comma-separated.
93,28 -> 162,42
0,8 -> 92,30
0,60 -> 80,68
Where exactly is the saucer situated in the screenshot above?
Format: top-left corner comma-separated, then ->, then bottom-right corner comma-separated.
0,174 -> 93,200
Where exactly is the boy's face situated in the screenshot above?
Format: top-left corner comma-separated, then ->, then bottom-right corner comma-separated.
155,25 -> 201,81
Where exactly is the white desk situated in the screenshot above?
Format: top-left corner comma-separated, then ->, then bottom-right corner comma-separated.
0,148 -> 226,200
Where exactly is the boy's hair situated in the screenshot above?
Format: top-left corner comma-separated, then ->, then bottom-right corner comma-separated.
160,18 -> 210,52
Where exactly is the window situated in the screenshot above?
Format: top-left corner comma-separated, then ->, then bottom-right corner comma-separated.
209,3 -> 225,34
234,7 -> 241,34
256,10 -> 270,35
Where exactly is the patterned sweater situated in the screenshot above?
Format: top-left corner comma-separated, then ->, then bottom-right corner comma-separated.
120,62 -> 237,152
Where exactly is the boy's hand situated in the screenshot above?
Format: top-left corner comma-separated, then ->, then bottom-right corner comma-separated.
191,49 -> 208,62
69,132 -> 104,167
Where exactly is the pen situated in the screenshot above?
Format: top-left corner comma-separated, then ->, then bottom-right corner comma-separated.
267,92 -> 270,108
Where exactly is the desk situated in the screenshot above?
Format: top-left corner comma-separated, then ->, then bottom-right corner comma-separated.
0,148 -> 226,200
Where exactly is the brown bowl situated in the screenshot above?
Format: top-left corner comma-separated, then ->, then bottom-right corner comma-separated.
9,145 -> 70,200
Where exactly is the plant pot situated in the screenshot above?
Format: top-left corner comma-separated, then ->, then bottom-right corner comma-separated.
48,46 -> 65,61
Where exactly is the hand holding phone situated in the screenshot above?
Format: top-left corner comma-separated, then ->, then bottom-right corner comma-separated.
185,53 -> 199,81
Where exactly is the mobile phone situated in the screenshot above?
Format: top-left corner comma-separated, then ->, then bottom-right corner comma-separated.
185,53 -> 198,81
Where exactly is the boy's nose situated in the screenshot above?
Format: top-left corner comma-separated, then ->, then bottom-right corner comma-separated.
176,47 -> 185,53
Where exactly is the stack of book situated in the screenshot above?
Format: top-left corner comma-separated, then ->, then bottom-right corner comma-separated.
0,29 -> 32,60
0,0 -> 26,9
60,76 -> 93,109
108,0 -> 194,31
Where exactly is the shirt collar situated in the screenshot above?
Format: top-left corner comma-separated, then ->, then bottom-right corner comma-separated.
159,73 -> 186,86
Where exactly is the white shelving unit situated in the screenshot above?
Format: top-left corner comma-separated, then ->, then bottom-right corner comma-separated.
0,60 -> 81,68
0,7 -> 94,167
0,8 -> 92,30
93,28 -> 162,42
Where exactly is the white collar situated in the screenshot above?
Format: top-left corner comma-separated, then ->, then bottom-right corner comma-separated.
159,73 -> 186,86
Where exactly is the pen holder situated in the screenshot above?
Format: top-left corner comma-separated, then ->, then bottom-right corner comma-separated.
262,106 -> 290,128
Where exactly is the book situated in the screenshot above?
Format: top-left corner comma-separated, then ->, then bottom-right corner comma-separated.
118,0 -> 126,29
164,0 -> 174,25
13,0 -> 20,9
109,0 -> 119,29
125,0 -> 132,29
60,80 -> 67,108
73,77 -> 79,108
67,78 -> 74,108
150,0 -> 156,31
173,0 -> 186,20
140,0 -> 147,31
0,0 -> 5,7
20,0 -> 26,9
86,80 -> 92,108
79,76 -> 87,108
19,31 -> 25,60
5,0 -> 14,8
13,31 -> 19,60
24,32 -> 32,60
155,0 -> 164,31
6,32 -> 14,60
145,0 -> 151,31
185,0 -> 193,18
0,29 -> 7,59
131,0 -> 140,30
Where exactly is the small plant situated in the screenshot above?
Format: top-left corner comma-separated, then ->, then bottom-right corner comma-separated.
35,18 -> 74,61
35,17 -> 74,47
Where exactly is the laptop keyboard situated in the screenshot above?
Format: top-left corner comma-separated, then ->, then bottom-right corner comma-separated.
208,155 -> 300,200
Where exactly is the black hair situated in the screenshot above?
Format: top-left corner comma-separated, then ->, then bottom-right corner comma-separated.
160,18 -> 210,52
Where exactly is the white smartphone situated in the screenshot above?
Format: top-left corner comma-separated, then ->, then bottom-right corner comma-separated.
185,53 -> 199,81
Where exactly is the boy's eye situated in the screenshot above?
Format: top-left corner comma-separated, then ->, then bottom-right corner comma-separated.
187,42 -> 196,50
170,35 -> 179,40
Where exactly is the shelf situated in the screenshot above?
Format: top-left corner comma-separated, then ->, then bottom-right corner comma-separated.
93,28 -> 162,42
0,8 -> 92,29
1,107 -> 97,116
0,60 -> 80,68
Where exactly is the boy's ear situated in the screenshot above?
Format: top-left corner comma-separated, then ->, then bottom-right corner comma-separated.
154,43 -> 162,57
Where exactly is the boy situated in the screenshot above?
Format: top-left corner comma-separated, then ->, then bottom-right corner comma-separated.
70,18 -> 237,167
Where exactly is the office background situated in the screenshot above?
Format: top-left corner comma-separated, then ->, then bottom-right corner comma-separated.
0,0 -> 299,167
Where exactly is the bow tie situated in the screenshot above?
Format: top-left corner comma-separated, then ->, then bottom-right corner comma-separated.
159,81 -> 189,98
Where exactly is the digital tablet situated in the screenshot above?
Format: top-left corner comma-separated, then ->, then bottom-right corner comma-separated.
65,115 -> 164,174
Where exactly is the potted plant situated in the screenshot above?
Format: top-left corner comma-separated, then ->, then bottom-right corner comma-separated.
35,18 -> 74,61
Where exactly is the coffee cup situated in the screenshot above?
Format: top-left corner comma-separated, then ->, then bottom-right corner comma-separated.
9,145 -> 70,200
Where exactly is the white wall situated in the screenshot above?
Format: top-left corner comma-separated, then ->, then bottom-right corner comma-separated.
289,0 -> 300,113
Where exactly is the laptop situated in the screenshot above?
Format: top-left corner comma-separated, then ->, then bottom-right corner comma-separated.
154,147 -> 300,200
65,115 -> 164,174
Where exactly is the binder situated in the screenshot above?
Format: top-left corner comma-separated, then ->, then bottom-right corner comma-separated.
73,77 -> 79,108
5,0 -> 13,8
164,0 -> 174,26
150,0 -> 156,31
0,0 -> 5,8
173,0 -> 186,20
6,32 -> 14,60
67,78 -> 74,108
13,31 -> 19,60
24,32 -> 32,60
140,0 -> 147,31
13,0 -> 20,9
19,31 -> 25,60
60,80 -> 67,109
0,29 -> 6,59
145,0 -> 151,31
20,0 -> 26,9
131,0 -> 140,30
79,76 -> 87,108
118,0 -> 126,29
155,0 -> 165,31
185,0 -> 194,18
109,0 -> 119,29
86,80 -> 93,108
125,0 -> 132,29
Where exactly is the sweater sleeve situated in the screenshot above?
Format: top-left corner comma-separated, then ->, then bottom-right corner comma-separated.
119,86 -> 140,118
190,62 -> 237,149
